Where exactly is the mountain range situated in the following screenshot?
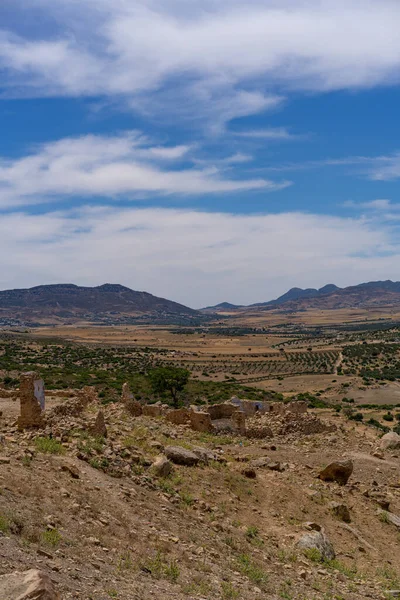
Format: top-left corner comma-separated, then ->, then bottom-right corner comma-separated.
202,280 -> 400,312
0,284 -> 199,325
2,280 -> 400,326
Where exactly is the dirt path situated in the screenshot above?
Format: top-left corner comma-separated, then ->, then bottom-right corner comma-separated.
333,351 -> 343,375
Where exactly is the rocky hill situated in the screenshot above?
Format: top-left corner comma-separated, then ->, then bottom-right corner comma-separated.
0,284 -> 200,325
204,281 -> 400,313
1,385 -> 400,599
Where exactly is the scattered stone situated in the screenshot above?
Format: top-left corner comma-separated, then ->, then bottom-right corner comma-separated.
318,459 -> 353,485
329,501 -> 351,523
164,446 -> 199,466
0,569 -> 59,599
0,457 -> 10,464
61,463 -> 80,479
380,432 -> 400,450
372,449 -> 385,460
296,531 -> 335,561
151,455 -> 172,478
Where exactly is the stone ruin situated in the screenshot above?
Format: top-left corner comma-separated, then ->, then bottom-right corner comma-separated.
17,372 -> 45,430
121,383 -> 143,417
119,389 -> 321,439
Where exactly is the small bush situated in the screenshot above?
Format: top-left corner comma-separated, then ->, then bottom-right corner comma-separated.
221,582 -> 239,599
349,412 -> 364,422
0,514 -> 10,533
383,413 -> 394,422
35,437 -> 65,455
41,528 -> 62,547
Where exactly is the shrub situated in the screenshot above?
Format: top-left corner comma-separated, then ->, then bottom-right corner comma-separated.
383,413 -> 394,422
349,412 -> 364,422
41,528 -> 62,547
35,437 -> 65,455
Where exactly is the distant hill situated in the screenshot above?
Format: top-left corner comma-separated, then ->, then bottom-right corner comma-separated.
201,302 -> 242,312
0,284 -> 200,325
251,284 -> 341,307
204,281 -> 400,314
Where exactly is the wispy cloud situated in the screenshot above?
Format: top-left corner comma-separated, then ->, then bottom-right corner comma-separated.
0,205 -> 398,306
0,132 -> 290,208
1,1 -> 400,128
233,127 -> 300,140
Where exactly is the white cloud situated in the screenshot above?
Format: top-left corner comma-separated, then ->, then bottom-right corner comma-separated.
0,132 -> 288,207
368,153 -> 400,181
233,127 -> 299,140
1,1 -> 400,125
0,205 -> 398,307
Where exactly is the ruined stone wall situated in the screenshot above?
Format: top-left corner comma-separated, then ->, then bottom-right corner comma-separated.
165,408 -> 190,425
190,409 -> 214,433
142,404 -> 163,418
229,397 -> 270,416
269,401 -> 308,415
208,403 -> 236,420
17,372 -> 44,430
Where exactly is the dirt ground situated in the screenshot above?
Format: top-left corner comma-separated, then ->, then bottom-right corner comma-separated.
1,390 -> 400,599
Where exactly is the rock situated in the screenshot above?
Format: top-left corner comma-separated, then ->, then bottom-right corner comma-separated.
241,467 -> 257,479
329,502 -> 351,523
379,510 -> 400,528
0,457 -> 10,464
380,432 -> 400,450
164,446 -> 199,466
250,456 -> 271,468
61,463 -> 80,479
372,449 -> 385,460
318,459 -> 353,485
296,531 -> 335,561
151,455 -> 172,478
191,446 -> 220,463
0,569 -> 59,599
268,461 -> 284,472
303,522 -> 322,532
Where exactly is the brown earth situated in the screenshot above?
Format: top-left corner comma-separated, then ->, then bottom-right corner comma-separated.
1,391 -> 400,599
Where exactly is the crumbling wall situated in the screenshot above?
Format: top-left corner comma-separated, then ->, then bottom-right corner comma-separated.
229,396 -> 270,416
208,403 -> 236,420
142,404 -> 163,418
121,382 -> 133,403
268,401 -> 308,415
165,408 -> 190,425
190,409 -> 214,433
17,372 -> 45,430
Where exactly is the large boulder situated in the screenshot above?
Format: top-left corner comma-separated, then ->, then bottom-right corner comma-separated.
164,446 -> 199,466
318,459 -> 353,486
380,432 -> 400,450
0,569 -> 59,599
296,531 -> 335,561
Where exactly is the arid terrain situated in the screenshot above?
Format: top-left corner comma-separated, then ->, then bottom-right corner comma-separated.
2,310 -> 400,599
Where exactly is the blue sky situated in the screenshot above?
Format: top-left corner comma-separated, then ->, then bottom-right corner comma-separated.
1,0 -> 400,307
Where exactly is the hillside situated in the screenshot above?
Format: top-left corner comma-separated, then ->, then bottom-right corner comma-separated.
1,386 -> 399,599
0,284 -> 200,325
204,281 -> 400,314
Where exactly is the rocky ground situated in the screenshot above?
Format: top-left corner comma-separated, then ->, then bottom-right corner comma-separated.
1,394 -> 400,599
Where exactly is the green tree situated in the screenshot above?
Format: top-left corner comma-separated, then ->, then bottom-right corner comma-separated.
149,367 -> 190,408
